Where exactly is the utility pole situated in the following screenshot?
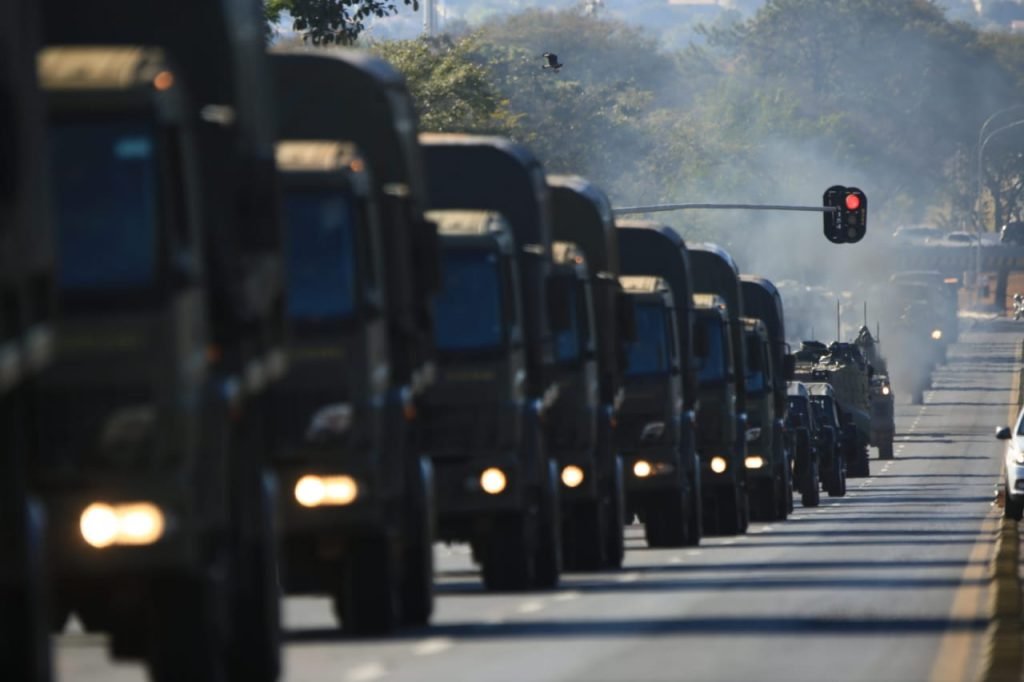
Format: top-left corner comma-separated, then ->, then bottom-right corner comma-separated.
422,0 -> 437,36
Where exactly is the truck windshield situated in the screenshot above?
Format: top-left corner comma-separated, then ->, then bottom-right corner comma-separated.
555,284 -> 582,365
434,249 -> 504,352
745,334 -> 767,393
51,121 -> 158,292
284,191 -> 357,321
696,316 -> 728,385
625,302 -> 671,376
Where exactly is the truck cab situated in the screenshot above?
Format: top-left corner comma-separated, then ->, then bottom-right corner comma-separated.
34,1 -> 286,678
420,134 -> 564,591
268,50 -> 439,635
0,2 -> 55,678
616,222 -> 701,547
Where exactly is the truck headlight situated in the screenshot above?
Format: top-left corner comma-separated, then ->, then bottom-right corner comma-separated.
80,502 -> 165,549
633,460 -> 652,478
710,456 -> 728,474
744,455 -> 765,470
480,467 -> 507,495
881,385 -> 891,396
561,465 -> 585,488
931,329 -> 942,341
295,475 -> 358,507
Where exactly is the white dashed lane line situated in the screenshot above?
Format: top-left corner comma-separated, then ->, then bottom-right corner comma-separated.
517,600 -> 545,614
413,637 -> 454,657
346,662 -> 387,682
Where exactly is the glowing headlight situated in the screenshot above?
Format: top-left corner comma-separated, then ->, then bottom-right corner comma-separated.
882,385 -> 891,396
931,329 -> 943,341
294,475 -> 358,507
710,456 -> 728,474
80,502 -> 165,549
561,465 -> 585,488
744,455 -> 765,470
480,467 -> 507,495
633,460 -> 652,478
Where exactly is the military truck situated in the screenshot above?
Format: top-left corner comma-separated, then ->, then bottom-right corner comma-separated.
889,271 -> 959,352
856,326 -> 895,460
547,176 -> 631,570
786,382 -> 821,507
739,317 -> 791,519
0,2 -> 55,679
806,383 -> 848,497
797,342 -> 872,477
34,1 -> 284,678
740,276 -> 795,521
267,51 -> 438,634
617,276 -> 698,546
420,135 -> 564,590
616,223 -> 702,544
689,244 -> 750,535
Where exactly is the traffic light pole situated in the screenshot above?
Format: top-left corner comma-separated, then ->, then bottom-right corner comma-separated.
613,203 -> 839,216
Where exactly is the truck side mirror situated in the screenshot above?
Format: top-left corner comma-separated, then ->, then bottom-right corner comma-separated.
546,276 -> 572,332
783,354 -> 796,380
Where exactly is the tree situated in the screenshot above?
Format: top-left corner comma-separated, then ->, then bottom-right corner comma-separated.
265,0 -> 420,45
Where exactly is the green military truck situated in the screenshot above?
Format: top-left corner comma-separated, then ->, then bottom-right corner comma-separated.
35,1 -> 285,678
689,244 -> 750,535
617,276 -> 699,546
740,276 -> 795,521
805,383 -> 849,497
786,382 -> 821,507
616,223 -> 702,545
420,135 -> 565,590
548,175 -> 631,570
0,2 -> 55,679
267,51 -> 439,634
856,326 -> 895,460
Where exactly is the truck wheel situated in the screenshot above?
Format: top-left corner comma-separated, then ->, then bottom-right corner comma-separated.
604,457 -> 628,565
3,502 -> 52,682
147,574 -> 226,682
564,500 -> 605,571
1005,482 -> 1024,521
684,477 -> 702,547
774,472 -> 789,521
481,514 -> 533,591
801,461 -> 820,508
532,465 -> 562,589
645,490 -> 688,547
828,455 -> 847,498
880,441 -> 894,460
334,536 -> 400,634
399,538 -> 434,627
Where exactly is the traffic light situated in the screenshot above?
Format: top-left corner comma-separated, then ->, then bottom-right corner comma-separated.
823,185 -> 868,244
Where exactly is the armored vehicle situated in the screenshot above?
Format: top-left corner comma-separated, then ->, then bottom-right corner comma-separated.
0,2 -> 55,679
34,1 -> 285,678
786,383 -> 821,508
806,383 -> 849,497
800,342 -> 872,477
856,326 -> 895,459
740,276 -> 794,521
420,135 -> 564,591
615,223 -> 702,544
267,51 -> 438,634
617,276 -> 698,546
889,271 -> 959,349
689,244 -> 750,534
547,176 -> 631,570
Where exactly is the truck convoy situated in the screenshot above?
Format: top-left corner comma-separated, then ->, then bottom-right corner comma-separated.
3,1 -> 883,675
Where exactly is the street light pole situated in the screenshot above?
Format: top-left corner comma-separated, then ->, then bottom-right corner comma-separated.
976,118 -> 1024,230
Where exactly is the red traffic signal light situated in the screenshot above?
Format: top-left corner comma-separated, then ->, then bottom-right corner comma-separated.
823,185 -> 867,244
845,193 -> 861,211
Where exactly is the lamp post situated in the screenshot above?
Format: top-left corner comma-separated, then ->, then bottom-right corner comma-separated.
977,118 -> 1024,231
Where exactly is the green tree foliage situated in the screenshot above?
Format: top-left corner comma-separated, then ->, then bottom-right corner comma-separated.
265,0 -> 419,45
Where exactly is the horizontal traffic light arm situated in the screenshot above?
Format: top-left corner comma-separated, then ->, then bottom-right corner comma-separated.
612,203 -> 840,216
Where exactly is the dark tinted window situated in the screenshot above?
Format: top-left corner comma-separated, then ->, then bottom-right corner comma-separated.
745,333 -> 766,393
51,121 -> 158,291
284,191 -> 357,321
696,315 -> 728,384
434,249 -> 504,352
626,302 -> 670,376
555,284 -> 582,364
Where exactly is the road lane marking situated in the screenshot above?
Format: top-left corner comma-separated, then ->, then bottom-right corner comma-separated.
618,572 -> 640,583
553,590 -> 581,602
517,600 -> 545,613
721,538 -> 737,545
686,549 -> 702,556
346,662 -> 387,682
413,637 -> 454,657
669,556 -> 684,563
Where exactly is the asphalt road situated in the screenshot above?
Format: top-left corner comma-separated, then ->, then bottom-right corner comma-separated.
56,319 -> 1017,682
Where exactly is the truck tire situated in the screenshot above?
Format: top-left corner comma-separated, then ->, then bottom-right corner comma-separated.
148,574 -> 226,682
1006,482 -> 1024,521
334,535 -> 400,634
645,489 -> 688,547
532,464 -> 562,589
481,514 -> 533,591
399,537 -> 434,627
3,502 -> 52,682
684,475 -> 703,547
563,500 -> 605,571
879,440 -> 894,460
801,460 -> 820,508
774,472 -> 789,521
827,454 -> 847,497
604,456 -> 627,566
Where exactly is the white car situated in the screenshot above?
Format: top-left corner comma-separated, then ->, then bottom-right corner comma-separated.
996,417 -> 1024,519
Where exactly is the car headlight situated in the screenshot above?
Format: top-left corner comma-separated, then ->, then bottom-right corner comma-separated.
80,502 -> 166,549
744,455 -> 765,470
710,456 -> 728,474
480,467 -> 507,495
561,465 -> 585,488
